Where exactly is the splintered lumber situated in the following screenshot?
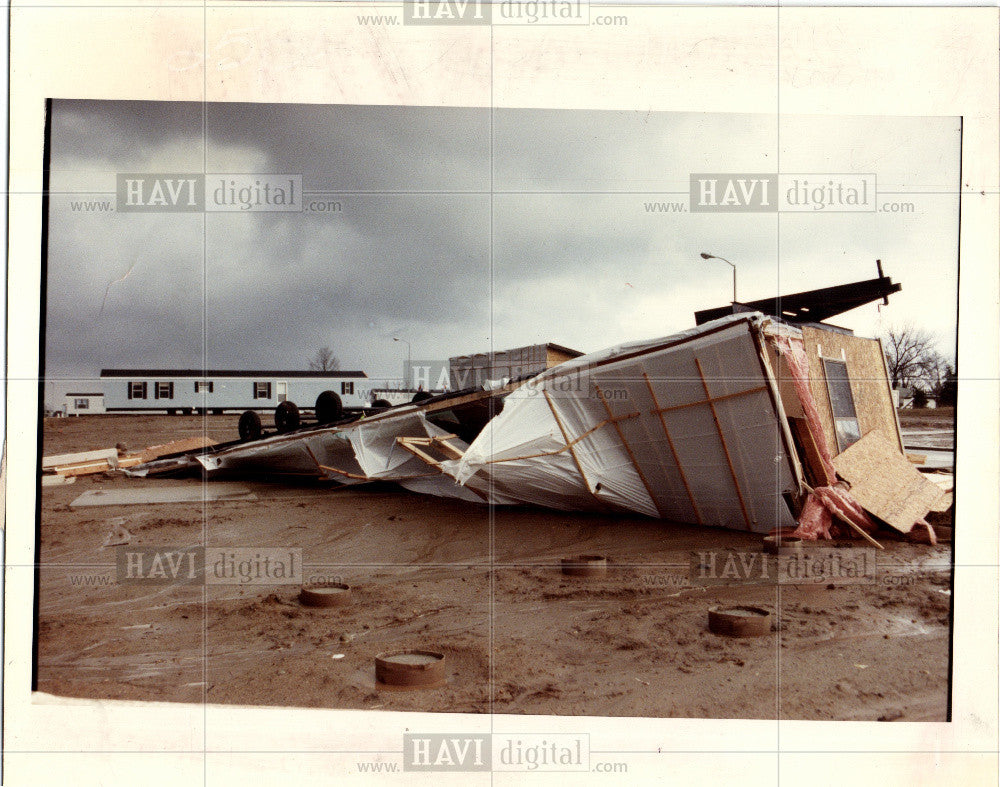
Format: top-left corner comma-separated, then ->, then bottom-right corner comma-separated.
136,436 -> 217,463
926,473 -> 954,513
832,430 -> 946,533
53,460 -> 118,477
41,474 -> 76,487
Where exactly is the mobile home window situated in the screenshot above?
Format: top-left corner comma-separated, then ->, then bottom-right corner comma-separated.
128,382 -> 147,400
254,382 -> 272,399
155,382 -> 174,400
74,398 -> 89,410
341,381 -> 354,395
822,358 -> 861,453
194,381 -> 214,393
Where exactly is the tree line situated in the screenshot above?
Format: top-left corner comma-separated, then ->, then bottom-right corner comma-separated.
882,326 -> 956,407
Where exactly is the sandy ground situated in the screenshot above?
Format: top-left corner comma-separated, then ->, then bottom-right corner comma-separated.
35,415 -> 953,720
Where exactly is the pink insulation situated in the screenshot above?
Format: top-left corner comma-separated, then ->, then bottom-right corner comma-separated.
772,334 -> 877,541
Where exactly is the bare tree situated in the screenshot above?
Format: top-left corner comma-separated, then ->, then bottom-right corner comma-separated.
307,346 -> 340,372
917,349 -> 949,392
882,325 -> 937,389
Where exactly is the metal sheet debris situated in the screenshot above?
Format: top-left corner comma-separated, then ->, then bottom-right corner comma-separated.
69,483 -> 257,508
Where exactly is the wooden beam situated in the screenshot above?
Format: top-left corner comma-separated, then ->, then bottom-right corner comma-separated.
593,383 -> 663,518
317,464 -> 370,481
542,389 -> 601,502
430,436 -> 466,460
694,357 -> 752,530
396,438 -> 443,467
641,370 -> 703,525
650,384 -> 769,415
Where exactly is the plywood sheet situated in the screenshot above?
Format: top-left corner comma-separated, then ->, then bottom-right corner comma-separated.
802,327 -> 903,454
832,430 -> 945,533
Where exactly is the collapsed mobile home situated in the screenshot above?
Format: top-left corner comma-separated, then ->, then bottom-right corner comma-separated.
132,268 -> 947,543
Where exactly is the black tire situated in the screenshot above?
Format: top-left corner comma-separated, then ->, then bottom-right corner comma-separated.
238,410 -> 262,442
315,390 -> 343,424
372,398 -> 392,408
411,391 -> 432,404
274,400 -> 301,433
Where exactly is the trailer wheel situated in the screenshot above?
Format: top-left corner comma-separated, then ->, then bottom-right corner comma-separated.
372,398 -> 392,408
275,400 -> 301,433
238,410 -> 262,442
315,390 -> 343,424
411,391 -> 432,404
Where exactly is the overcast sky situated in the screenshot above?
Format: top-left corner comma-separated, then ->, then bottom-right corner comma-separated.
45,100 -> 960,401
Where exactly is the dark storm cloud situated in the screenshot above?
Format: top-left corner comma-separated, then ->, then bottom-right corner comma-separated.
43,100 -> 960,407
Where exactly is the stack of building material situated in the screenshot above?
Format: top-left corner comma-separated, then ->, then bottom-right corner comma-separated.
41,437 -> 217,479
41,448 -> 121,477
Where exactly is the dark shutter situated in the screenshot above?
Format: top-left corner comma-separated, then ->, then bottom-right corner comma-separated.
127,383 -> 133,400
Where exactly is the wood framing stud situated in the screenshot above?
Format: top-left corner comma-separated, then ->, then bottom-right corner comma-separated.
593,383 -> 663,518
641,370 -> 703,525
543,388 -> 601,502
694,357 -> 753,530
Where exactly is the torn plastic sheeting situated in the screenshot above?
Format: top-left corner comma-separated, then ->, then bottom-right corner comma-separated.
397,475 -> 487,503
348,412 -> 464,480
450,389 -> 606,512
199,437 -> 321,477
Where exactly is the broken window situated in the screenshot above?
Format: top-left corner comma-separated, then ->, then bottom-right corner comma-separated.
128,382 -> 147,400
254,382 -> 272,399
155,382 -> 174,400
341,381 -> 354,395
194,381 -> 214,393
822,358 -> 861,453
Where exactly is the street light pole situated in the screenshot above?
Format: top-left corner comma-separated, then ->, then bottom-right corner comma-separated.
700,252 -> 737,303
393,337 -> 412,389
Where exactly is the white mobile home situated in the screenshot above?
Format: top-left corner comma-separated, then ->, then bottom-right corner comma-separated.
61,392 -> 106,415
100,369 -> 369,414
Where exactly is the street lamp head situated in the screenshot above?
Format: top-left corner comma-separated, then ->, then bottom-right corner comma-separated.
700,252 -> 713,260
